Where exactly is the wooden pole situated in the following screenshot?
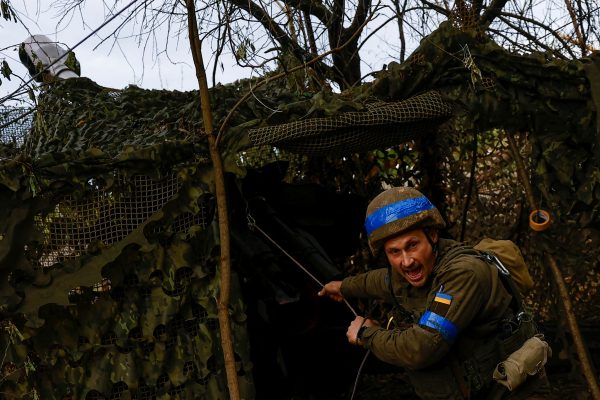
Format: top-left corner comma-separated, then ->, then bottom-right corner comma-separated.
545,254 -> 600,400
185,2 -> 240,399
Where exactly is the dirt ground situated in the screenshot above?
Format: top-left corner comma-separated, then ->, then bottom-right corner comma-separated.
353,370 -> 592,400
354,373 -> 592,400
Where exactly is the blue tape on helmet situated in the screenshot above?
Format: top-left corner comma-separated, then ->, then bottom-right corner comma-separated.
418,310 -> 458,343
364,196 -> 435,235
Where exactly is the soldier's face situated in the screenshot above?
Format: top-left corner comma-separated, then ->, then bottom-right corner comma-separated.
383,229 -> 438,287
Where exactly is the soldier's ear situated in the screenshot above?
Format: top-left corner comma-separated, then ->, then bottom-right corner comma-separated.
428,228 -> 439,243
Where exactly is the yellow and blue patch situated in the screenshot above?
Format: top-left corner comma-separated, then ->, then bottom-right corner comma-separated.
434,292 -> 452,305
419,291 -> 457,343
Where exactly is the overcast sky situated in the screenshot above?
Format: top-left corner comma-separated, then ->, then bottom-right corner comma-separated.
0,1 -> 254,105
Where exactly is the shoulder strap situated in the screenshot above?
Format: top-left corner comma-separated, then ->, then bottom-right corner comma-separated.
477,251 -> 525,317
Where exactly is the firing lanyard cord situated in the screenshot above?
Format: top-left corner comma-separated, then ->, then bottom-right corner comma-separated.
247,214 -> 358,317
247,214 -> 370,400
350,349 -> 371,400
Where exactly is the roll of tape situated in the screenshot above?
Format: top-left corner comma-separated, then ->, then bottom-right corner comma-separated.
529,209 -> 551,232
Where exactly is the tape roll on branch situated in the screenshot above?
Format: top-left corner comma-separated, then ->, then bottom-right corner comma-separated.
529,209 -> 551,232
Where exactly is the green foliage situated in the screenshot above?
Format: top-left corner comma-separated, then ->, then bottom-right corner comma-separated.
64,51 -> 81,76
373,146 -> 418,183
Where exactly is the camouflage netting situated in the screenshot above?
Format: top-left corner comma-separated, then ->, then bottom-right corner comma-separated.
0,154 -> 256,398
0,106 -> 33,157
247,91 -> 452,155
1,20 -> 600,399
0,81 -> 262,399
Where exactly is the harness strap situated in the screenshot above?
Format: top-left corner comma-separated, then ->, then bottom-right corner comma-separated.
477,251 -> 526,318
450,356 -> 471,399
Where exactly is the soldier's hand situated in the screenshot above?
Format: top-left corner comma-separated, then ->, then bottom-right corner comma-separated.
346,316 -> 376,346
318,281 -> 344,302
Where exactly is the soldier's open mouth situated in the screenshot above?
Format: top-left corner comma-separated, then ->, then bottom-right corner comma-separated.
405,266 -> 424,282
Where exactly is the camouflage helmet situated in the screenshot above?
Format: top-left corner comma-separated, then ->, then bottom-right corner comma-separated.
365,187 -> 446,254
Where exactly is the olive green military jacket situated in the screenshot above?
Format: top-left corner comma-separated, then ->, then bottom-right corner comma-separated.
341,238 -> 513,371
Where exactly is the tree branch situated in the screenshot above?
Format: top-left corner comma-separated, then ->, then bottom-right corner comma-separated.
216,11 -> 373,145
419,0 -> 451,16
564,0 -> 587,56
497,14 -> 576,59
303,10 -> 318,54
346,0 -> 373,37
281,0 -> 332,25
228,0 -> 335,80
479,0 -> 510,29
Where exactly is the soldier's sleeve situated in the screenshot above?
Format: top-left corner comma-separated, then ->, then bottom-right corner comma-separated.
360,258 -> 491,369
340,268 -> 392,300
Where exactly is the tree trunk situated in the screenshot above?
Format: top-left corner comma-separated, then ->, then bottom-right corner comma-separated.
185,1 -> 241,399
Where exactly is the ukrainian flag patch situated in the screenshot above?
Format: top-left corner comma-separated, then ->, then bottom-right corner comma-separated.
434,292 -> 452,305
430,291 -> 452,316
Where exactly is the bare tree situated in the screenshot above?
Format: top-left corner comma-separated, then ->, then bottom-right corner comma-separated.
2,0 -> 600,104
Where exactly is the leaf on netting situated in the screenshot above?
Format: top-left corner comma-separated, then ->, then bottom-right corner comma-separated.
1,60 -> 12,80
235,43 -> 247,62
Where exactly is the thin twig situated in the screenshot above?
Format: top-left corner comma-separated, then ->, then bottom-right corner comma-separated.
564,0 -> 587,56
460,130 -> 477,242
0,107 -> 36,131
506,132 -> 538,211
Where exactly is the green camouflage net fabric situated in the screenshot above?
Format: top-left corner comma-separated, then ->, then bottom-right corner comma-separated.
0,79 -> 261,399
0,158 -> 254,399
247,91 -> 452,155
0,82 -> 455,399
0,106 -> 32,157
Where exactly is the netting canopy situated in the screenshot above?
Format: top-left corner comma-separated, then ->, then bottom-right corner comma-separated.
247,91 -> 452,155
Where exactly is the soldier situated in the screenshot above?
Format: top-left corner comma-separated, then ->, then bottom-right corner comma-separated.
319,186 -> 550,399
